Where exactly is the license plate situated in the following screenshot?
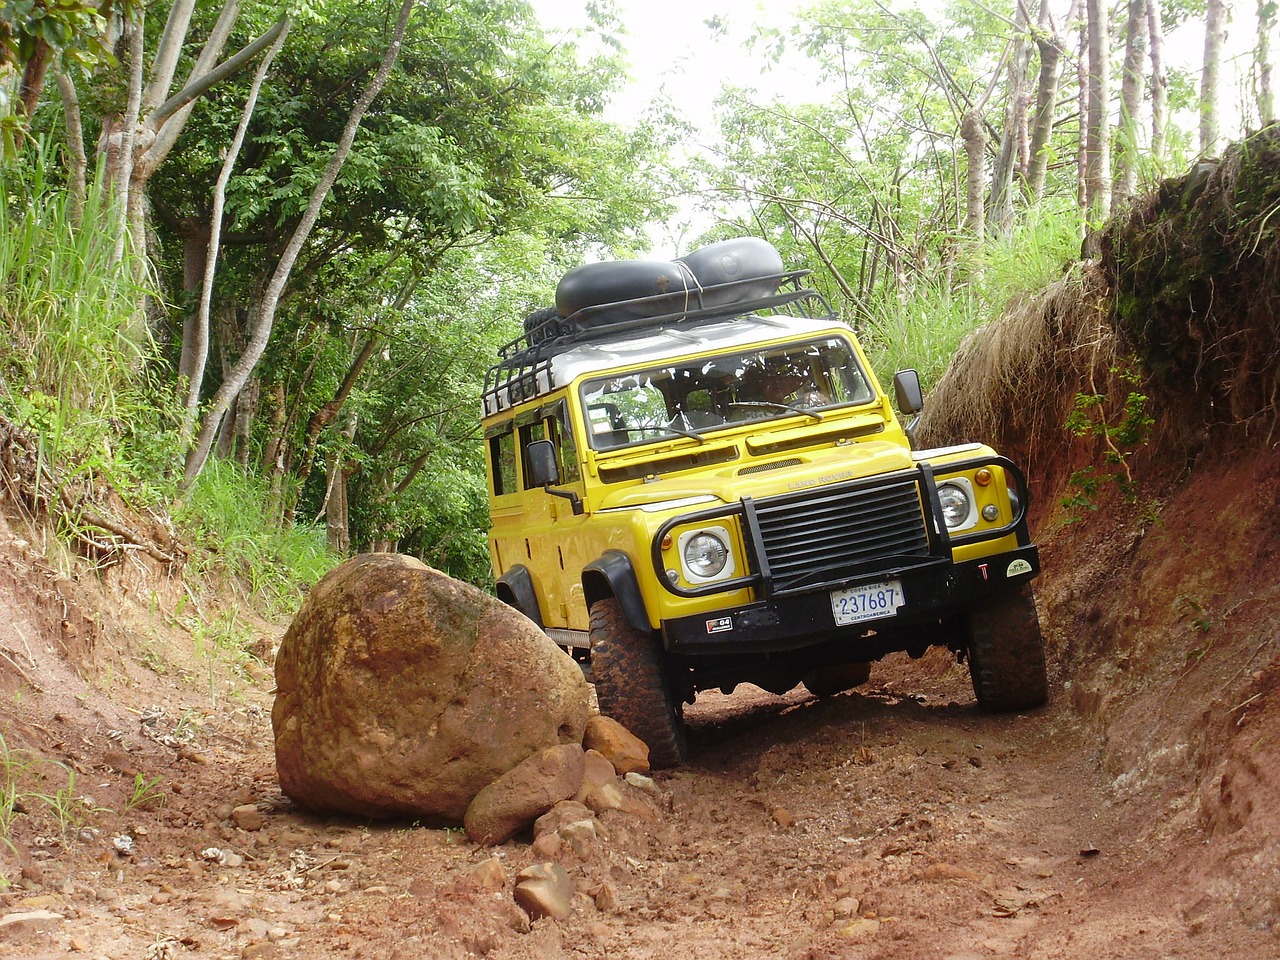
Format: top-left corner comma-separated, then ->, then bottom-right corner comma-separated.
830,579 -> 904,626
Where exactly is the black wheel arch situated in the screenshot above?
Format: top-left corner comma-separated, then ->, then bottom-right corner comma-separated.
583,550 -> 651,634
495,565 -> 544,628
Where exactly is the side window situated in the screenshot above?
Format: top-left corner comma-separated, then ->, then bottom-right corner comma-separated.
518,420 -> 548,490
489,428 -> 517,496
553,408 -> 581,484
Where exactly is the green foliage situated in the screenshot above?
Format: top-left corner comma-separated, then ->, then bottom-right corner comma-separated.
125,773 -> 166,813
176,459 -> 339,616
1060,365 -> 1154,517
0,0 -> 114,157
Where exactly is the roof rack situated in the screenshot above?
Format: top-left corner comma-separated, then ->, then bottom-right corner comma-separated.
481,271 -> 835,417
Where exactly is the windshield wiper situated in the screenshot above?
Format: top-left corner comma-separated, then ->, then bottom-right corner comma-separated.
659,415 -> 708,443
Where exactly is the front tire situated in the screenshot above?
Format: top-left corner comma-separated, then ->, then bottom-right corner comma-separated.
589,597 -> 688,768
966,583 -> 1049,711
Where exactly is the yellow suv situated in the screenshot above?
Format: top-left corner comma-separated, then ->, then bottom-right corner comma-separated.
482,238 -> 1046,767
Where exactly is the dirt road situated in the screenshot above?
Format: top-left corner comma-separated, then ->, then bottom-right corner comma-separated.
5,640 -> 1260,960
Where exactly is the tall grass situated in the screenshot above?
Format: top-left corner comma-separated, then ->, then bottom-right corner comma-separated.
858,199 -> 1081,390
175,458 -> 340,616
0,141 -> 164,493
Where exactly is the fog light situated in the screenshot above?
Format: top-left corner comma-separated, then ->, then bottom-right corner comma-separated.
982,504 -> 1000,521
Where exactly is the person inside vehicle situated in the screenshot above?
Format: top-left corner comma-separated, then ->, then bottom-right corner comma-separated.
736,363 -> 830,412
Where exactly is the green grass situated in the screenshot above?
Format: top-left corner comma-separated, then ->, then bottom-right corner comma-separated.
0,142 -> 155,453
175,458 -> 341,617
858,198 -> 1081,391
0,139 -> 179,521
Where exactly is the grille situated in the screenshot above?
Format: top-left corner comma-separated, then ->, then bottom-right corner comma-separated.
753,474 -> 931,595
739,457 -> 804,476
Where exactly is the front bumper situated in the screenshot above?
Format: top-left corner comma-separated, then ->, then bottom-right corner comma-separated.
660,545 -> 1039,654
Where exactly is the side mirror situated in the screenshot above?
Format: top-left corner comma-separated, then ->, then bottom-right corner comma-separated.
526,438 -> 560,486
525,438 -> 583,515
893,369 -> 924,415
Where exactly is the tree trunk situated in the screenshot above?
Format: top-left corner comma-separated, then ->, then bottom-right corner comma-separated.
177,219 -> 212,385
1201,0 -> 1228,156
325,457 -> 351,555
292,333 -> 380,502
182,21 -> 291,440
322,416 -> 358,554
1148,0 -> 1169,163
18,38 -> 51,119
182,0 -> 416,491
961,110 -> 986,238
1025,0 -> 1068,201
109,11 -> 146,270
54,72 -> 87,222
1077,17 -> 1089,214
1084,0 -> 1112,251
1115,0 -> 1148,201
1259,0 -> 1277,126
988,6 -> 1032,236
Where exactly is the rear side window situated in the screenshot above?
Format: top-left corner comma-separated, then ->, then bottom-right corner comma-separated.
489,428 -> 517,496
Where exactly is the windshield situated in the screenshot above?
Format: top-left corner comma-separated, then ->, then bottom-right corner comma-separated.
579,337 -> 875,450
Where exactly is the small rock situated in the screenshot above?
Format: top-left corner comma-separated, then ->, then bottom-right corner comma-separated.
771,807 -> 794,829
582,716 -> 650,775
15,895 -> 61,910
465,857 -> 507,893
591,881 -> 618,913
832,896 -> 861,919
464,743 -> 585,845
232,805 -> 265,831
534,800 -> 595,839
0,909 -> 64,930
531,832 -> 562,859
920,862 -> 981,882
575,750 -> 616,803
583,780 -> 659,821
559,819 -> 598,860
514,863 -> 574,921
836,917 -> 880,939
623,772 -> 659,795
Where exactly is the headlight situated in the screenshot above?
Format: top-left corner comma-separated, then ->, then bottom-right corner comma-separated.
684,531 -> 729,578
937,482 -> 972,528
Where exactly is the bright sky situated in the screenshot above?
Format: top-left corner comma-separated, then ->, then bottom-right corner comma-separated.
531,0 -> 1263,133
531,0 -> 817,126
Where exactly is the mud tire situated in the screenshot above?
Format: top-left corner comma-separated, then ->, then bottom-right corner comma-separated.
966,583 -> 1049,711
589,597 -> 687,768
803,661 -> 872,697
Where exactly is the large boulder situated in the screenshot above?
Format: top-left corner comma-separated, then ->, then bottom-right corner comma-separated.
272,553 -> 591,821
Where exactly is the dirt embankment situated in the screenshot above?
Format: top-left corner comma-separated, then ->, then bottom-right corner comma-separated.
1,131 -> 1280,959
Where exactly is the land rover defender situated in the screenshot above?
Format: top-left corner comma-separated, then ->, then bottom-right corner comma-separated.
481,237 -> 1047,767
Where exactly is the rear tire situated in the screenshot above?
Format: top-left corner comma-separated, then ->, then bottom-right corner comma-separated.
589,597 -> 688,768
803,661 -> 872,697
966,583 -> 1049,711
